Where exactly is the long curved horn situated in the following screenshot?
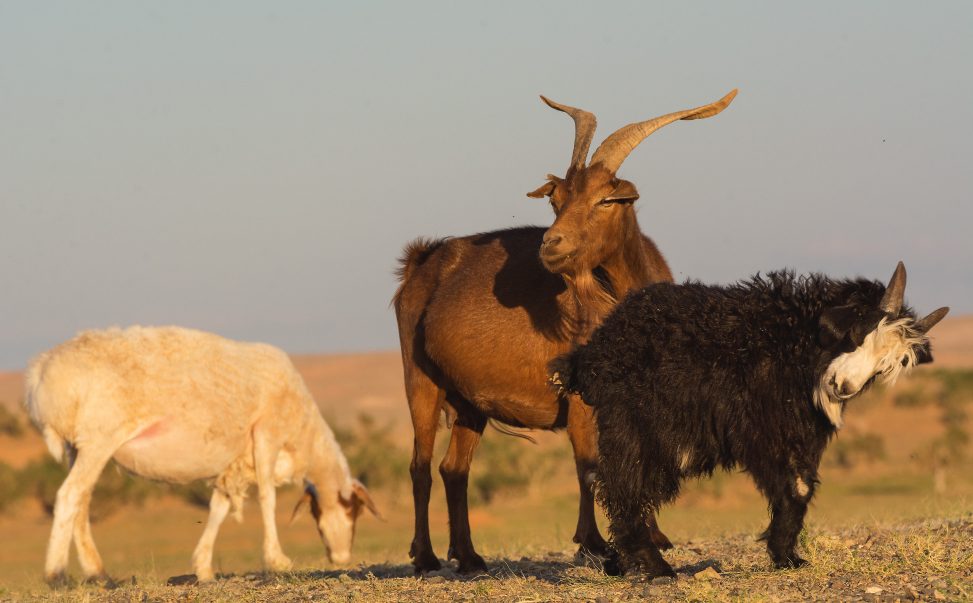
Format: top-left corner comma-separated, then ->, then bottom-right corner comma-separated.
915,306 -> 949,333
589,89 -> 738,174
879,261 -> 907,315
540,96 -> 597,172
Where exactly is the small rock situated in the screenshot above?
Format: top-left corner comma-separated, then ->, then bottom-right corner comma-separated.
426,575 -> 446,584
865,585 -> 884,595
694,567 -> 721,581
595,597 -> 610,603
933,590 -> 946,601
651,575 -> 675,585
337,573 -> 353,583
905,584 -> 920,600
642,586 -> 664,597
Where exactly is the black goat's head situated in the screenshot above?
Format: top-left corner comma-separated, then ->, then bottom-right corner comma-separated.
813,262 -> 948,427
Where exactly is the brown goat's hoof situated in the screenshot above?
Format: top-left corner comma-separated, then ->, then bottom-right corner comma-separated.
456,554 -> 488,575
575,540 -> 611,559
411,552 -> 442,573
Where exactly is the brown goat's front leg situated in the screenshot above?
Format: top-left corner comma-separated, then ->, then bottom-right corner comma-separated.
439,413 -> 488,574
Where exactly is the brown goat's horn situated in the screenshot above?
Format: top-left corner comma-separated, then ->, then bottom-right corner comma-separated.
589,88 -> 738,174
540,95 -> 597,172
915,306 -> 949,333
879,261 -> 907,315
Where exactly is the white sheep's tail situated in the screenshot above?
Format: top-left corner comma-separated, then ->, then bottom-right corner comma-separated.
24,352 -> 70,464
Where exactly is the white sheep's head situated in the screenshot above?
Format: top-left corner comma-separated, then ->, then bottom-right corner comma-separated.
292,479 -> 381,564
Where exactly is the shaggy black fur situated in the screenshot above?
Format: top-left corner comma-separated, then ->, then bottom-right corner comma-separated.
549,270 -> 933,578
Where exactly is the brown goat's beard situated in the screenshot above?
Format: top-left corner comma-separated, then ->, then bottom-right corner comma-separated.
562,268 -> 618,343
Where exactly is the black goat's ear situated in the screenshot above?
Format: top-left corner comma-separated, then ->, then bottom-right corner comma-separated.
914,342 -> 934,365
818,305 -> 859,349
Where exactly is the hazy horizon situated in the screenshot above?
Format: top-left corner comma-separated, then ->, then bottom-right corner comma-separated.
2,2 -> 971,369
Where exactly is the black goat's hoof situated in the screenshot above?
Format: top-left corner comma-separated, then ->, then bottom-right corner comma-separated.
774,555 -> 809,569
602,554 -> 623,577
651,530 -> 674,551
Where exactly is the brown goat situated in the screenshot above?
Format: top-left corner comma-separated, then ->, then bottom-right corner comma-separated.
393,89 -> 737,573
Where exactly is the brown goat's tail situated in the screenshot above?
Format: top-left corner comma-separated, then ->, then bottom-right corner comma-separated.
391,237 -> 446,309
488,419 -> 538,444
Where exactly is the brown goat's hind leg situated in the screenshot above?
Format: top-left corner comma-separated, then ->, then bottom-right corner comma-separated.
440,413 -> 488,574
406,373 -> 444,573
566,396 -> 610,557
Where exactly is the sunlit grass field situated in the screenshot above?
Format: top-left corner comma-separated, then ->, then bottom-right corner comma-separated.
0,367 -> 971,600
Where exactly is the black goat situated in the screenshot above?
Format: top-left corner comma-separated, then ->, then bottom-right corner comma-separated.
550,263 -> 948,578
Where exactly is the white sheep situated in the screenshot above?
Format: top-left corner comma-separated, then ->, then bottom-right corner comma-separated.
25,326 -> 380,584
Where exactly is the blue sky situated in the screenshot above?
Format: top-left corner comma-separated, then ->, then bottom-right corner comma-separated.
1,2 -> 970,369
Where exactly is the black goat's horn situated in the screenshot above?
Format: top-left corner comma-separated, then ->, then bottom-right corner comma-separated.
915,306 -> 949,333
879,261 -> 906,315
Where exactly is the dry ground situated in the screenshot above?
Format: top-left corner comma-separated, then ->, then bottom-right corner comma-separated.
4,515 -> 971,602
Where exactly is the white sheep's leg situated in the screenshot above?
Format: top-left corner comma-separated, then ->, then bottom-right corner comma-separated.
191,489 -> 232,582
72,489 -> 106,580
45,446 -> 113,584
253,430 -> 291,572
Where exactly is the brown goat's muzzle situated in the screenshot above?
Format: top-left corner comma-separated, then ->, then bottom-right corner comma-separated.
540,246 -> 575,273
540,230 -> 577,273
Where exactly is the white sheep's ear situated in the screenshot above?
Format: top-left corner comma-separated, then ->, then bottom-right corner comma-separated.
291,483 -> 321,525
351,479 -> 383,521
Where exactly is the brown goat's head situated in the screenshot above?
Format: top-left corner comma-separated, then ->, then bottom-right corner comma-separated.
528,90 -> 738,275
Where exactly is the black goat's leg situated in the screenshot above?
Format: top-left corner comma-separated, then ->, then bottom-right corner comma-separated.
606,503 -> 675,579
757,471 -> 814,569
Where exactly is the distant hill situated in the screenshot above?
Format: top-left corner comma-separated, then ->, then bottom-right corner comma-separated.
1,314 -> 969,424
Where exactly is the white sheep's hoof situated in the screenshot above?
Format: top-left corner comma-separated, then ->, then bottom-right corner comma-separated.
194,568 -> 215,583
266,554 -> 293,572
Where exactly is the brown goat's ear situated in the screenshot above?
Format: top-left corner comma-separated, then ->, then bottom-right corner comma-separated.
604,180 -> 639,203
526,174 -> 562,198
527,181 -> 556,199
291,483 -> 322,526
351,479 -> 384,521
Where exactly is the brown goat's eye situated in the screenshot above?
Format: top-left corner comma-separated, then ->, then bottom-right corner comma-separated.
598,199 -> 614,207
